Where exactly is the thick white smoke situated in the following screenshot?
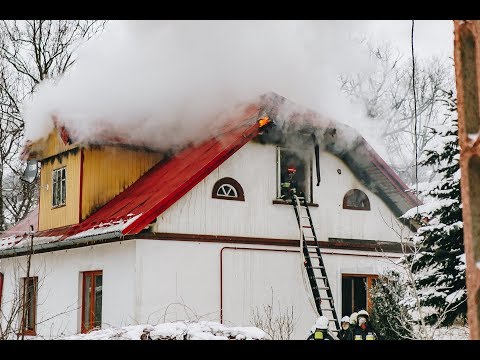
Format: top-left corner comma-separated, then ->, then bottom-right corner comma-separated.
22,20 -> 382,153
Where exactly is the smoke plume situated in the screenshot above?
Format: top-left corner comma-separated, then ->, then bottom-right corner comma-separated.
23,20 -> 381,153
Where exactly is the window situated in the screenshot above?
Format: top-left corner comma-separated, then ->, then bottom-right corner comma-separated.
20,277 -> 37,335
81,271 -> 103,333
343,189 -> 370,210
212,177 -> 245,201
277,147 -> 311,202
52,167 -> 66,207
342,274 -> 377,316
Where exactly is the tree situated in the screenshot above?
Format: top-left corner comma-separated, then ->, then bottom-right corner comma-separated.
370,270 -> 414,340
401,91 -> 466,326
340,41 -> 455,185
0,20 -> 107,230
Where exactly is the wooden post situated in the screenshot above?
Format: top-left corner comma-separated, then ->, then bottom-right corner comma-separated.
453,19 -> 480,340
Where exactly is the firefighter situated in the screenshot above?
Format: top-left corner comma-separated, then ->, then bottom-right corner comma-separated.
352,310 -> 378,340
307,316 -> 335,340
349,311 -> 358,328
280,164 -> 298,199
338,315 -> 353,340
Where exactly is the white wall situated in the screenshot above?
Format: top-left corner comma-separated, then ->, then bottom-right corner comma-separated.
154,142 -> 410,242
0,240 -> 136,338
134,239 -> 401,339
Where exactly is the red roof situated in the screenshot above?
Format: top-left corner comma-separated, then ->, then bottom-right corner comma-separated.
3,92 -> 421,251
32,104 -> 264,240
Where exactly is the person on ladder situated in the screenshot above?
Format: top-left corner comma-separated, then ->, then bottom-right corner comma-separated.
281,164 -> 299,200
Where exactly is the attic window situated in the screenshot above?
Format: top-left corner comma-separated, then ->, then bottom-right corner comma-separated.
52,167 -> 66,207
212,177 -> 245,201
343,189 -> 370,211
277,147 -> 311,202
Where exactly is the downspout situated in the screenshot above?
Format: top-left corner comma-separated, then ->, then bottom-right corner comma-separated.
311,133 -> 320,186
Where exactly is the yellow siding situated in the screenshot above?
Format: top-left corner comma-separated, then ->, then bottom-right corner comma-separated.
81,146 -> 163,220
29,129 -> 77,161
38,149 -> 81,231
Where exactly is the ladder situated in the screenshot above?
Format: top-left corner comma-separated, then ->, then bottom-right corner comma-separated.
291,191 -> 341,336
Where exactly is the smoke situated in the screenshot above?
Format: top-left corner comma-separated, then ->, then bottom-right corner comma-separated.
22,20 -> 382,153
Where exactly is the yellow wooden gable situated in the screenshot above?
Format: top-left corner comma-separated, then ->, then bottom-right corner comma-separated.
35,128 -> 164,231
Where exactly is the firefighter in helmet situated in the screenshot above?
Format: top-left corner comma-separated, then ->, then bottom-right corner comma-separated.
338,315 -> 353,340
352,310 -> 378,340
307,316 -> 335,340
280,164 -> 299,199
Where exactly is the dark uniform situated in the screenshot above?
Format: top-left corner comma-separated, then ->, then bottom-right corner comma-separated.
352,324 -> 377,340
307,328 -> 336,340
338,327 -> 354,340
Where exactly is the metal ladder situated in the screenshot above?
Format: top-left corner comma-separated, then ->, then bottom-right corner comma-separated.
291,191 -> 341,336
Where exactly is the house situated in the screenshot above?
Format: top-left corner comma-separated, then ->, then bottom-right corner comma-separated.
0,92 -> 419,339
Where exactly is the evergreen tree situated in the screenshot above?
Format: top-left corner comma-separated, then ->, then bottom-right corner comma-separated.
370,270 -> 414,340
402,91 -> 466,326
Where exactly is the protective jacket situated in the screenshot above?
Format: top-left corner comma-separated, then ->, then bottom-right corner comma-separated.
338,327 -> 354,340
352,324 -> 377,340
307,329 -> 335,340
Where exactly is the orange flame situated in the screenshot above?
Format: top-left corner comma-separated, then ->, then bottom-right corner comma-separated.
258,116 -> 271,128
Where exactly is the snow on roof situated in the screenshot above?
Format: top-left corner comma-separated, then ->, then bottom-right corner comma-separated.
31,321 -> 267,340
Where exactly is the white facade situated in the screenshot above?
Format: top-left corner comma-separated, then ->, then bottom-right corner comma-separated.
0,141 -> 411,339
0,239 -> 400,339
154,142 -> 409,242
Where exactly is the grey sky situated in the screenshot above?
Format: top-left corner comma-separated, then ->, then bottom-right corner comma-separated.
363,20 -> 454,59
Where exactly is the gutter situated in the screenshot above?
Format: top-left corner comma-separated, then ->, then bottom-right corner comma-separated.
0,230 -> 124,259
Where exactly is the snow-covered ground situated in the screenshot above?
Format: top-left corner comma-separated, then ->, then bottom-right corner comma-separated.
432,325 -> 469,340
31,321 -> 267,340
27,321 -> 469,340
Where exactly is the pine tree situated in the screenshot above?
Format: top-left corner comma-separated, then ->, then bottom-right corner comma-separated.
402,91 -> 466,326
370,270 -> 414,340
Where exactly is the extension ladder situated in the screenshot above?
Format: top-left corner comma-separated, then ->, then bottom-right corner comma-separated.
291,191 -> 341,336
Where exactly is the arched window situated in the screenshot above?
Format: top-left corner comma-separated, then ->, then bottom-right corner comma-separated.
343,189 -> 370,210
212,177 -> 245,201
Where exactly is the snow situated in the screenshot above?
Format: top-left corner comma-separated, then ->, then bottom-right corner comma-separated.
402,198 -> 458,219
36,321 -> 267,340
0,214 -> 142,253
66,213 -> 142,240
445,289 -> 466,304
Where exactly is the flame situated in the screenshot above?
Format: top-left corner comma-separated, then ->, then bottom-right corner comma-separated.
258,116 -> 271,128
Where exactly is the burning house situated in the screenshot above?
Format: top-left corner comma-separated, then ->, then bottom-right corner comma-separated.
0,92 -> 418,339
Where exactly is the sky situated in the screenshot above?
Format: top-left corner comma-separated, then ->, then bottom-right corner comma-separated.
22,20 -> 455,157
365,20 -> 453,59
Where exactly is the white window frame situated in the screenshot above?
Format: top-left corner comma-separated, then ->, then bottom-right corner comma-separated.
52,167 -> 66,207
216,184 -> 238,198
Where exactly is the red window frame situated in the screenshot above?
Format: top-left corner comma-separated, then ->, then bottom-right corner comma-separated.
20,276 -> 38,336
342,273 -> 378,314
81,270 -> 103,333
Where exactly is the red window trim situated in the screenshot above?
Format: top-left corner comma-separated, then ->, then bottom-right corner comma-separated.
19,276 -> 38,336
81,270 -> 102,334
342,273 -> 378,313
